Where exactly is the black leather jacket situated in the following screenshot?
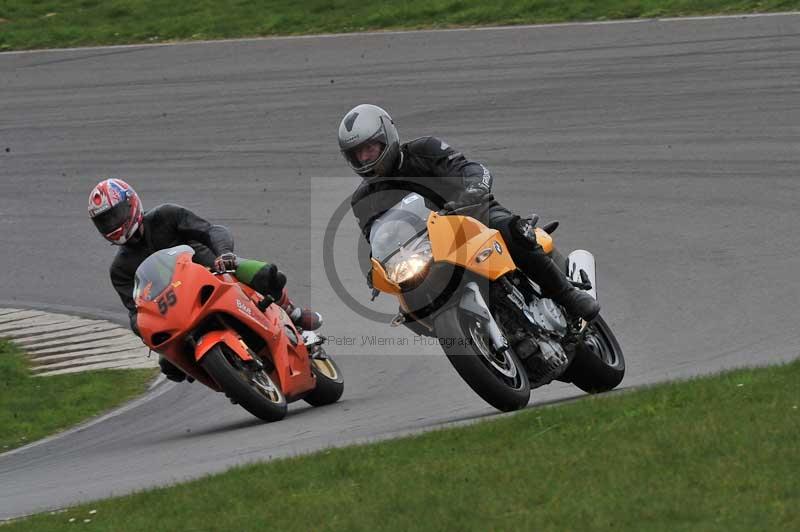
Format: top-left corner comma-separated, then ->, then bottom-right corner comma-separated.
109,203 -> 233,332
351,136 -> 501,241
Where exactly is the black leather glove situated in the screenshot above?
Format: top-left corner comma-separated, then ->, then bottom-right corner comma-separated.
513,214 -> 539,243
442,187 -> 493,214
213,252 -> 239,273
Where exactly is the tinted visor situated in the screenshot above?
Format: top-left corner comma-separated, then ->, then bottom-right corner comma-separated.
343,129 -> 388,172
92,199 -> 131,235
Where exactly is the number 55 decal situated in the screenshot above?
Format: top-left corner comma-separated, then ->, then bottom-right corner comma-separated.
157,288 -> 177,315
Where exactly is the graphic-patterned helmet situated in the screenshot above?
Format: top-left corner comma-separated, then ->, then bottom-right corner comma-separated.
338,104 -> 400,178
88,178 -> 143,245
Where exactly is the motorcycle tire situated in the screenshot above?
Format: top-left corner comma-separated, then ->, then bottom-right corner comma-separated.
304,355 -> 344,407
562,315 -> 625,393
435,307 -> 530,412
201,344 -> 288,422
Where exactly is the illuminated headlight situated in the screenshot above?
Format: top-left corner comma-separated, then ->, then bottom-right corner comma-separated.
384,237 -> 433,285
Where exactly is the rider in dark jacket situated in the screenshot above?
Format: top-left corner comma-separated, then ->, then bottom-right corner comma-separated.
338,104 -> 600,321
88,178 -> 322,381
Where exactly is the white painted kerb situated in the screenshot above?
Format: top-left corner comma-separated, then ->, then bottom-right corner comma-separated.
0,308 -> 157,376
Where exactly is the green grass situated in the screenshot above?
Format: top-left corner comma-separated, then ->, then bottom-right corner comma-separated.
0,340 -> 157,452
0,0 -> 798,51
5,359 -> 799,531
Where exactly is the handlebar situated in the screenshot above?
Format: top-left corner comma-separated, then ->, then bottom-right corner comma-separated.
436,202 -> 484,216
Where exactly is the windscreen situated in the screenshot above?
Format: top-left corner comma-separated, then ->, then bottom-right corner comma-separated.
133,245 -> 195,303
369,194 -> 432,263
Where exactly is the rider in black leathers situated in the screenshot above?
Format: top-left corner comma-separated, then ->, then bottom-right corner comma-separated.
108,202 -> 234,331
88,178 -> 322,382
338,104 -> 600,321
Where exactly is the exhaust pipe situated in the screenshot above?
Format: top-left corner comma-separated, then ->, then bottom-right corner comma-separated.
566,250 -> 597,301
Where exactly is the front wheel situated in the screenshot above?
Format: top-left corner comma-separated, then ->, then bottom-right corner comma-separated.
562,315 -> 625,393
201,344 -> 288,422
435,308 -> 530,412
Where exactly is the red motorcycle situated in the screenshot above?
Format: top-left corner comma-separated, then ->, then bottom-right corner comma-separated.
134,245 -> 343,421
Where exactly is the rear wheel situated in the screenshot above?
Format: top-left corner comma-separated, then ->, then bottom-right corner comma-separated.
562,315 -> 625,393
304,350 -> 344,407
201,344 -> 288,422
435,307 -> 530,412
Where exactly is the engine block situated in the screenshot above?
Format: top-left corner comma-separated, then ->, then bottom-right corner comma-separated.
494,281 -> 570,388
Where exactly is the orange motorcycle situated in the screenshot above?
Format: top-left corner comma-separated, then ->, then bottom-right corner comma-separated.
369,194 -> 624,412
133,245 -> 343,421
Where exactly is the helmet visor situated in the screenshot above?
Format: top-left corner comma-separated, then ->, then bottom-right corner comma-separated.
92,199 -> 131,235
343,128 -> 388,174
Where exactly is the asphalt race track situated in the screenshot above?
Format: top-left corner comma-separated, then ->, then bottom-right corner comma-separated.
1,13 -> 799,519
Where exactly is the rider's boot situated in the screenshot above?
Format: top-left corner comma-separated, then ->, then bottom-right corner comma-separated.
277,288 -> 323,331
159,356 -> 186,383
507,216 -> 600,321
550,276 -> 600,322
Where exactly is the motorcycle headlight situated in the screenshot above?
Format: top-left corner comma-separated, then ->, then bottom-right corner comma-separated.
384,236 -> 433,285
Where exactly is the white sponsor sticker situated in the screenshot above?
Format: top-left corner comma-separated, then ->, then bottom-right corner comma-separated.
236,299 -> 253,316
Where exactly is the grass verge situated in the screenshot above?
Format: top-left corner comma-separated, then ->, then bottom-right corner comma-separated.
5,358 -> 799,531
0,339 -> 157,452
0,1 -> 799,51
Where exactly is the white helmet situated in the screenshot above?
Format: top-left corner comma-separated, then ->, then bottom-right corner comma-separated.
338,104 -> 400,178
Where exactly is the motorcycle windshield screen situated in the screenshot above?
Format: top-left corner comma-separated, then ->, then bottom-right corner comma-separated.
370,193 -> 432,263
133,245 -> 195,303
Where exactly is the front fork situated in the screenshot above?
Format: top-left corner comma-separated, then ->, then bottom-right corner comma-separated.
458,282 -> 508,354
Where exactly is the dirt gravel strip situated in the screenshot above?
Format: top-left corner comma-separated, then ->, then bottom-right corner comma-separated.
0,308 -> 157,376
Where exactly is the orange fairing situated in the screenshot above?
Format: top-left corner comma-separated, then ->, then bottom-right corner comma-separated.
248,291 -> 316,399
535,227 -> 554,254
370,258 -> 402,295
426,212 -> 516,280
135,249 -> 316,400
194,330 -> 253,362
